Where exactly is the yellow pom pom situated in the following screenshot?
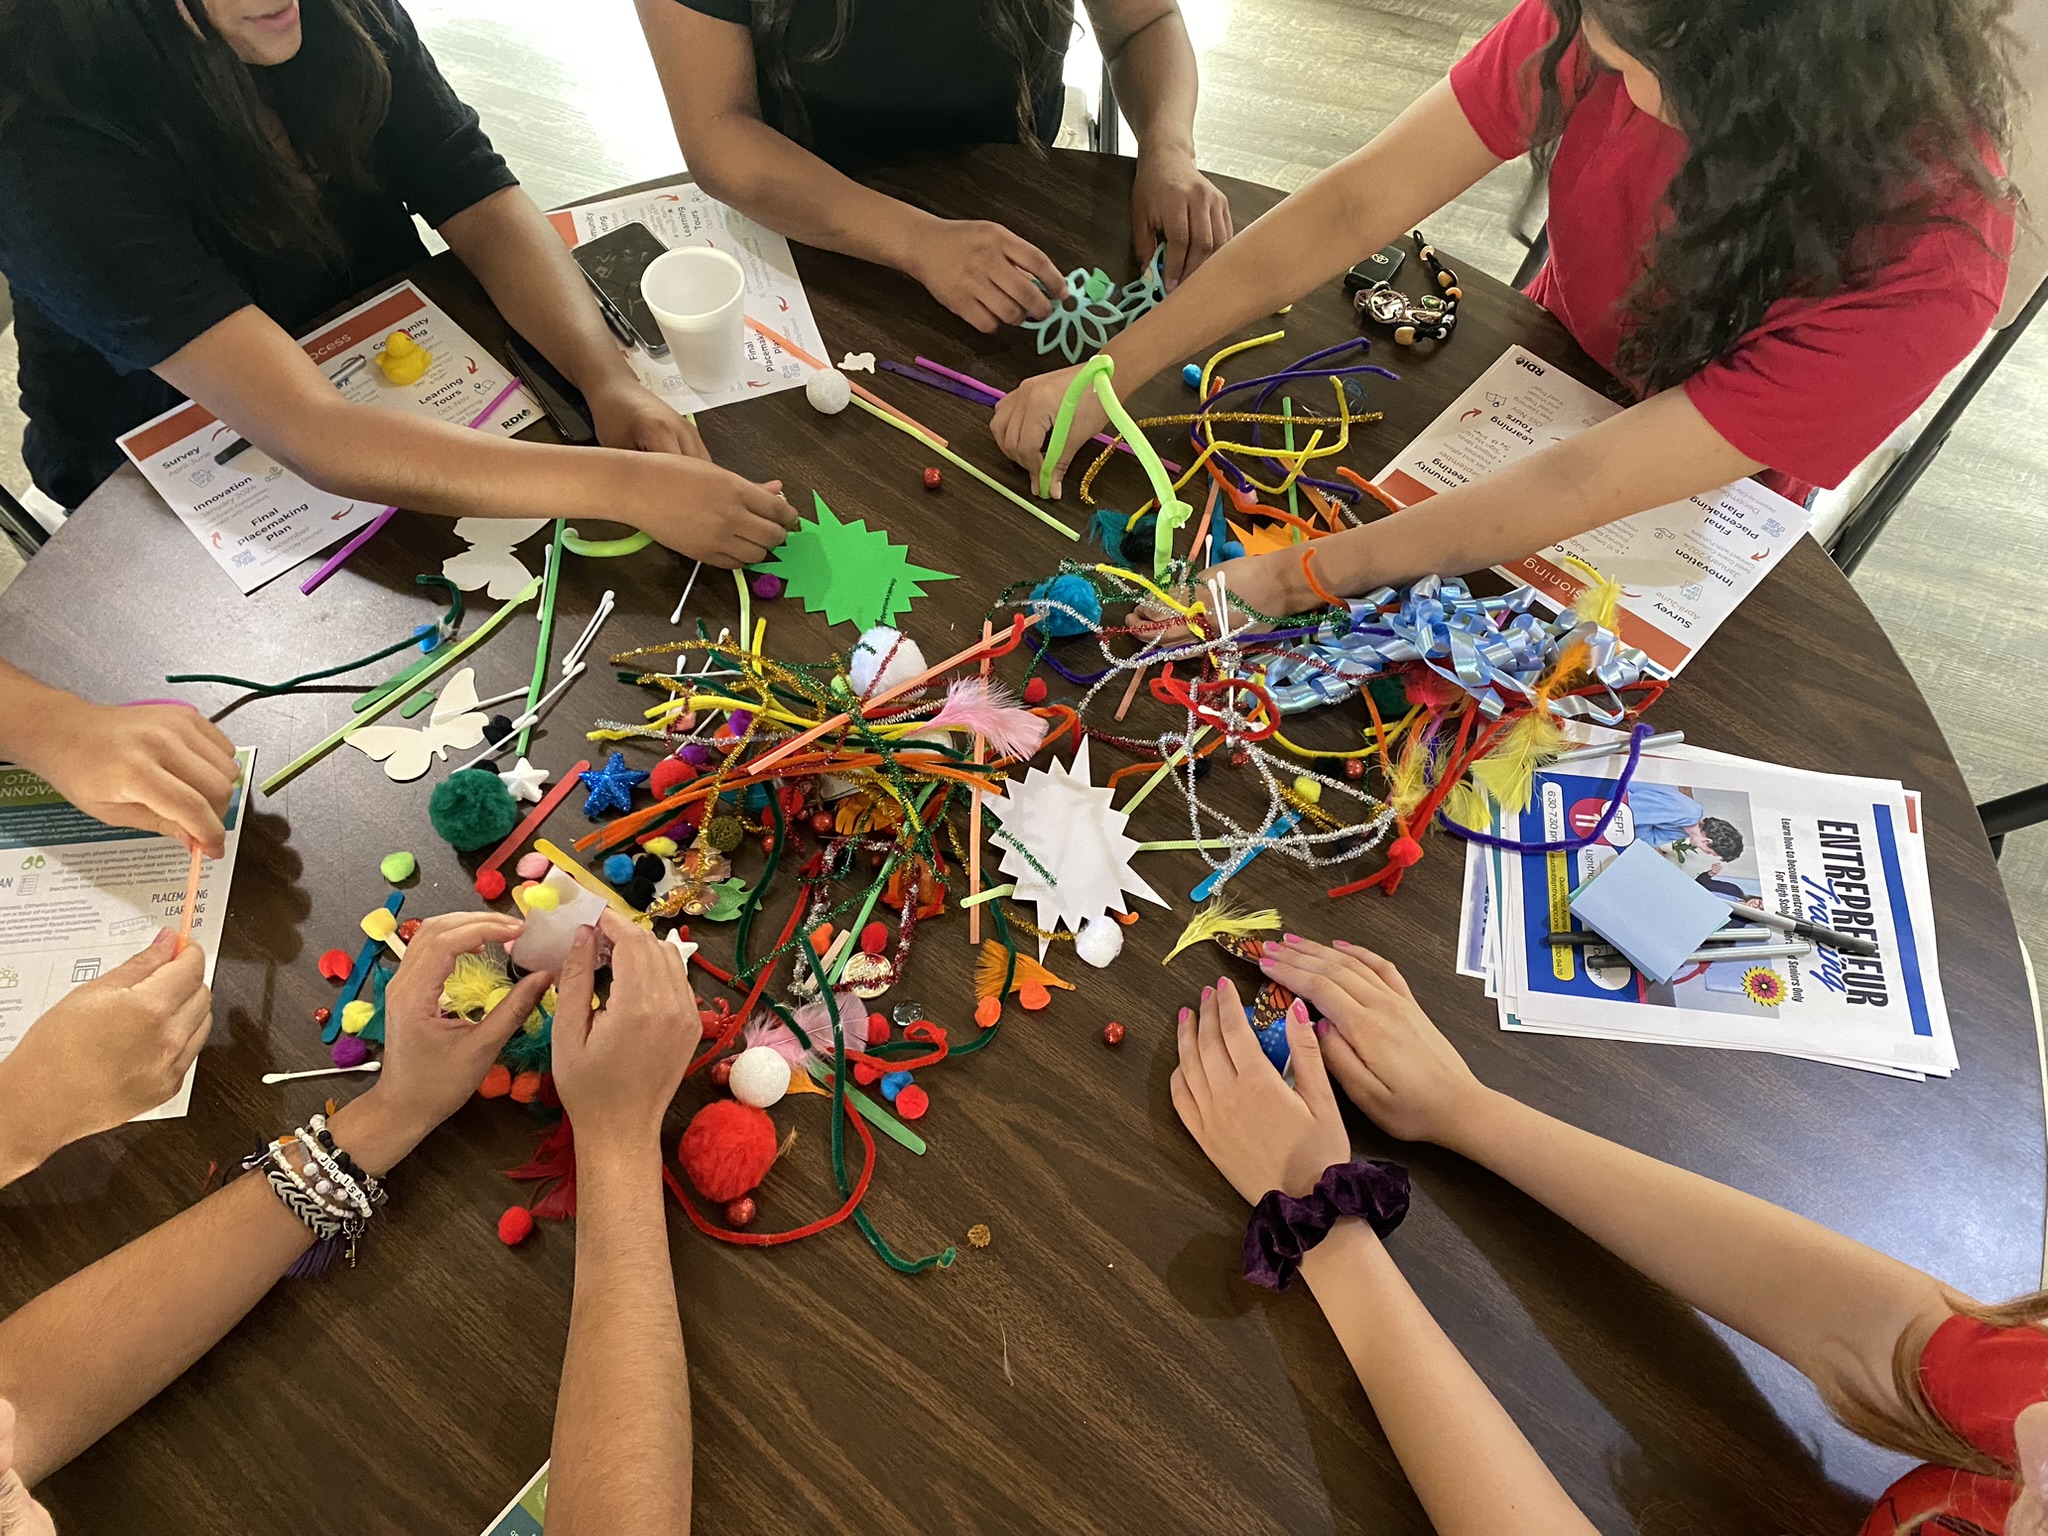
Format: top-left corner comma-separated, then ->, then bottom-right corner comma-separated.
524,884 -> 560,912
644,837 -> 678,857
360,908 -> 397,941
339,1000 -> 376,1036
1291,775 -> 1322,805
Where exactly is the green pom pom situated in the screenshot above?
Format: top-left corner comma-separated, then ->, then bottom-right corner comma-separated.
379,850 -> 417,884
429,770 -> 518,852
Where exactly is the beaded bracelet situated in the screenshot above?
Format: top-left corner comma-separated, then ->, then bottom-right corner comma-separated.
1352,229 -> 1460,347
243,1120 -> 387,1276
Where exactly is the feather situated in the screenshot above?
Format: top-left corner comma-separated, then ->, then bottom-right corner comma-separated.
1388,720 -> 1438,821
974,941 -> 1075,1000
1467,710 -> 1568,813
751,996 -> 864,1063
1560,554 -> 1624,632
1444,777 -> 1491,830
440,951 -> 509,1019
928,676 -> 1049,761
1398,666 -> 1466,711
1163,897 -> 1282,964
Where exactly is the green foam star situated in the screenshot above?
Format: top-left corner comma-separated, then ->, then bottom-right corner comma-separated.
751,492 -> 956,629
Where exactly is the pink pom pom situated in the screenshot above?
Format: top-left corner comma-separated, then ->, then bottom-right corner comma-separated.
515,851 -> 550,880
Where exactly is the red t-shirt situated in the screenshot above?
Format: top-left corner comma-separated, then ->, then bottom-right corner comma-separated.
1856,1315 -> 2048,1535
1448,0 -> 2013,503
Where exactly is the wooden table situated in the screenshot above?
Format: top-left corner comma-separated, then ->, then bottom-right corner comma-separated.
0,147 -> 2038,1536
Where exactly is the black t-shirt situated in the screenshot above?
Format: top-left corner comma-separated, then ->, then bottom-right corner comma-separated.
0,0 -> 517,508
680,0 -> 1069,164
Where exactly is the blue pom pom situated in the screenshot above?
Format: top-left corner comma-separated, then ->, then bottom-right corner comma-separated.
1181,363 -> 1202,388
1088,508 -> 1129,557
1221,540 -> 1246,561
879,1069 -> 914,1102
603,854 -> 636,885
1028,573 -> 1103,639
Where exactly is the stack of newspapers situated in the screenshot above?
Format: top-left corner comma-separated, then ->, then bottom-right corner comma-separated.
1455,735 -> 1956,1079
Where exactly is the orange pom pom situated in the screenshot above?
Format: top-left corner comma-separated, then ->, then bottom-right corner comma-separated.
809,924 -> 835,956
508,1070 -> 544,1104
973,995 -> 1002,1027
677,1100 -> 778,1202
478,1064 -> 513,1098
1018,981 -> 1052,1011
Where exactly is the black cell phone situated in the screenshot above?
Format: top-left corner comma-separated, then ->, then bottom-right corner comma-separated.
506,332 -> 595,444
571,221 -> 672,358
1343,243 -> 1407,294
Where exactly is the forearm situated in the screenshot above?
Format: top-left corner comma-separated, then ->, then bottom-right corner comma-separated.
1300,1222 -> 1597,1536
0,662 -> 78,769
1105,79 -> 1496,387
548,1138 -> 690,1536
442,188 -> 644,405
1102,7 -> 1201,157
0,1091 -> 418,1483
1448,1088 -> 1950,1401
0,1062 -> 61,1188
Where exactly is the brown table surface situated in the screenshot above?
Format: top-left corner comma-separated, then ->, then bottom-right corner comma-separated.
0,146 -> 2038,1536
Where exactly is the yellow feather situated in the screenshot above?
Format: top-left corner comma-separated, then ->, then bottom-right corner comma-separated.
1445,778 -> 1491,830
1163,897 -> 1282,964
1468,711 -> 1568,814
1388,725 -> 1437,821
1559,554 -> 1624,633
440,952 -> 509,1019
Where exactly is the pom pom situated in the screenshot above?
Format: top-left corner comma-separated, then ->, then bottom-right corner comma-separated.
331,1036 -> 370,1068
679,742 -> 713,768
518,882 -> 557,911
1021,677 -> 1049,705
483,714 -> 515,745
508,1070 -> 544,1104
894,1084 -> 929,1120
644,836 -> 679,858
859,920 -> 888,956
379,850 -> 416,883
649,756 -> 695,798
805,367 -> 851,414
497,1206 -> 536,1246
1018,981 -> 1052,1011
603,854 -> 636,885
430,769 -> 519,852
1074,914 -> 1124,968
397,918 -> 421,942
724,1197 -> 758,1228
340,1000 -> 376,1035
1291,775 -> 1322,805
623,875 -> 659,910
750,573 -> 785,600
314,1006 -> 331,1025
477,1063 -> 513,1098
728,1045 -> 792,1108
867,1011 -> 891,1044
1028,573 -> 1103,638
633,854 -> 665,883
879,1070 -> 913,1102
1181,363 -> 1203,387
848,626 -> 927,700
973,996 -> 1001,1027
677,1100 -> 778,1202
1103,1021 -> 1126,1046
317,948 -> 353,982
710,1057 -> 734,1088
474,867 -> 508,900
516,850 -> 551,880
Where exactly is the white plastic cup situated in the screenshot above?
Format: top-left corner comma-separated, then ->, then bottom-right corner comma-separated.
641,247 -> 746,391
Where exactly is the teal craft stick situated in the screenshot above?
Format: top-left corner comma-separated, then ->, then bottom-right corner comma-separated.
517,523 -> 567,757
1190,810 -> 1301,902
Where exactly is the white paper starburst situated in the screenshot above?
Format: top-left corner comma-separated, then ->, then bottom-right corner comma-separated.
987,737 -> 1165,948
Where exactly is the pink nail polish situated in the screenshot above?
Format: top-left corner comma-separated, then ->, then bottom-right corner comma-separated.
1314,1018 -> 1331,1037
1178,1007 -> 1191,1023
1201,985 -> 1213,1000
1284,933 -> 1303,945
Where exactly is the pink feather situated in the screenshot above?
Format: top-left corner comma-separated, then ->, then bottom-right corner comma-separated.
748,994 -> 870,1063
928,676 -> 1048,761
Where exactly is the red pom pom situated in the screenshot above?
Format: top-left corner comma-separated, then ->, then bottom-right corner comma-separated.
497,1206 -> 536,1246
866,1011 -> 890,1045
852,1060 -> 884,1086
677,1100 -> 778,1202
894,1084 -> 930,1120
1022,677 -> 1049,705
478,1063 -> 513,1098
313,1006 -> 331,1025
858,920 -> 888,956
650,756 -> 696,798
317,948 -> 353,982
1386,834 -> 1424,868
474,867 -> 508,900
724,1197 -> 758,1228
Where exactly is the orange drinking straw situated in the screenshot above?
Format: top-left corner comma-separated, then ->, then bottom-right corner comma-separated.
175,845 -> 204,955
968,621 -> 992,947
743,318 -> 946,446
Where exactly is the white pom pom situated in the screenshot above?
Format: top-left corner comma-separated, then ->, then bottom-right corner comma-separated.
805,368 -> 852,414
728,1045 -> 791,1109
1074,914 -> 1125,968
848,626 -> 927,700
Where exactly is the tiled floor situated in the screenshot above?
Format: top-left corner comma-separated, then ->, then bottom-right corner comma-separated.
0,0 -> 2038,972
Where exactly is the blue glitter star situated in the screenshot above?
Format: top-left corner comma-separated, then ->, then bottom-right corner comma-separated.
579,751 -> 649,819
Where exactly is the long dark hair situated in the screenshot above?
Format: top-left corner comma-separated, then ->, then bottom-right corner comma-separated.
1526,0 -> 2020,393
746,0 -> 1075,149
0,0 -> 395,264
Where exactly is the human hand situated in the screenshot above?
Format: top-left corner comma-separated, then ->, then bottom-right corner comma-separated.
1171,977 -> 1351,1204
550,911 -> 701,1154
1131,147 -> 1233,288
612,452 -> 798,567
0,1400 -> 54,1536
989,364 -> 1109,499
906,217 -> 1067,332
0,930 -> 210,1178
13,696 -> 237,858
1254,938 -> 1484,1146
356,913 -> 552,1169
589,382 -> 710,461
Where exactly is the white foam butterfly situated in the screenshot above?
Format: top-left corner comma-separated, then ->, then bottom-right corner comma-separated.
443,517 -> 550,599
345,667 -> 490,781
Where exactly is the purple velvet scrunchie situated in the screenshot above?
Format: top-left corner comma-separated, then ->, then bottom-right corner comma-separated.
1242,1158 -> 1411,1291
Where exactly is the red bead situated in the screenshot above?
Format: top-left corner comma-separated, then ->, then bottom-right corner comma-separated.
859,920 -> 888,956
1103,1021 -> 1126,1046
497,1206 -> 536,1245
710,1057 -> 735,1088
724,1197 -> 758,1228
1230,750 -> 1251,768
1022,677 -> 1048,705
396,918 -> 422,942
313,1007 -> 332,1025
1343,756 -> 1367,781
474,868 -> 508,900
316,948 -> 352,982
759,833 -> 777,854
921,466 -> 943,492
894,1084 -> 930,1120
866,1012 -> 890,1045
810,810 -> 835,836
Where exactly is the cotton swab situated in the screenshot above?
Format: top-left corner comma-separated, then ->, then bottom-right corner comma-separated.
669,561 -> 704,624
453,664 -> 586,772
558,591 -> 615,673
263,1061 -> 383,1085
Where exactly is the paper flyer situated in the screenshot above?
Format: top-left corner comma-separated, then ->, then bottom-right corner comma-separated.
0,749 -> 254,1119
117,283 -> 539,595
547,180 -> 823,413
1462,743 -> 1953,1079
480,1463 -> 548,1536
1373,345 -> 1813,677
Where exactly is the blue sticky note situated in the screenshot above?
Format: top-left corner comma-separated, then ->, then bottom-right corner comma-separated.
1568,840 -> 1730,983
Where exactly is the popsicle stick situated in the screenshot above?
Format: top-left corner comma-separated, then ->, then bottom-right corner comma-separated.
480,760 -> 590,875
